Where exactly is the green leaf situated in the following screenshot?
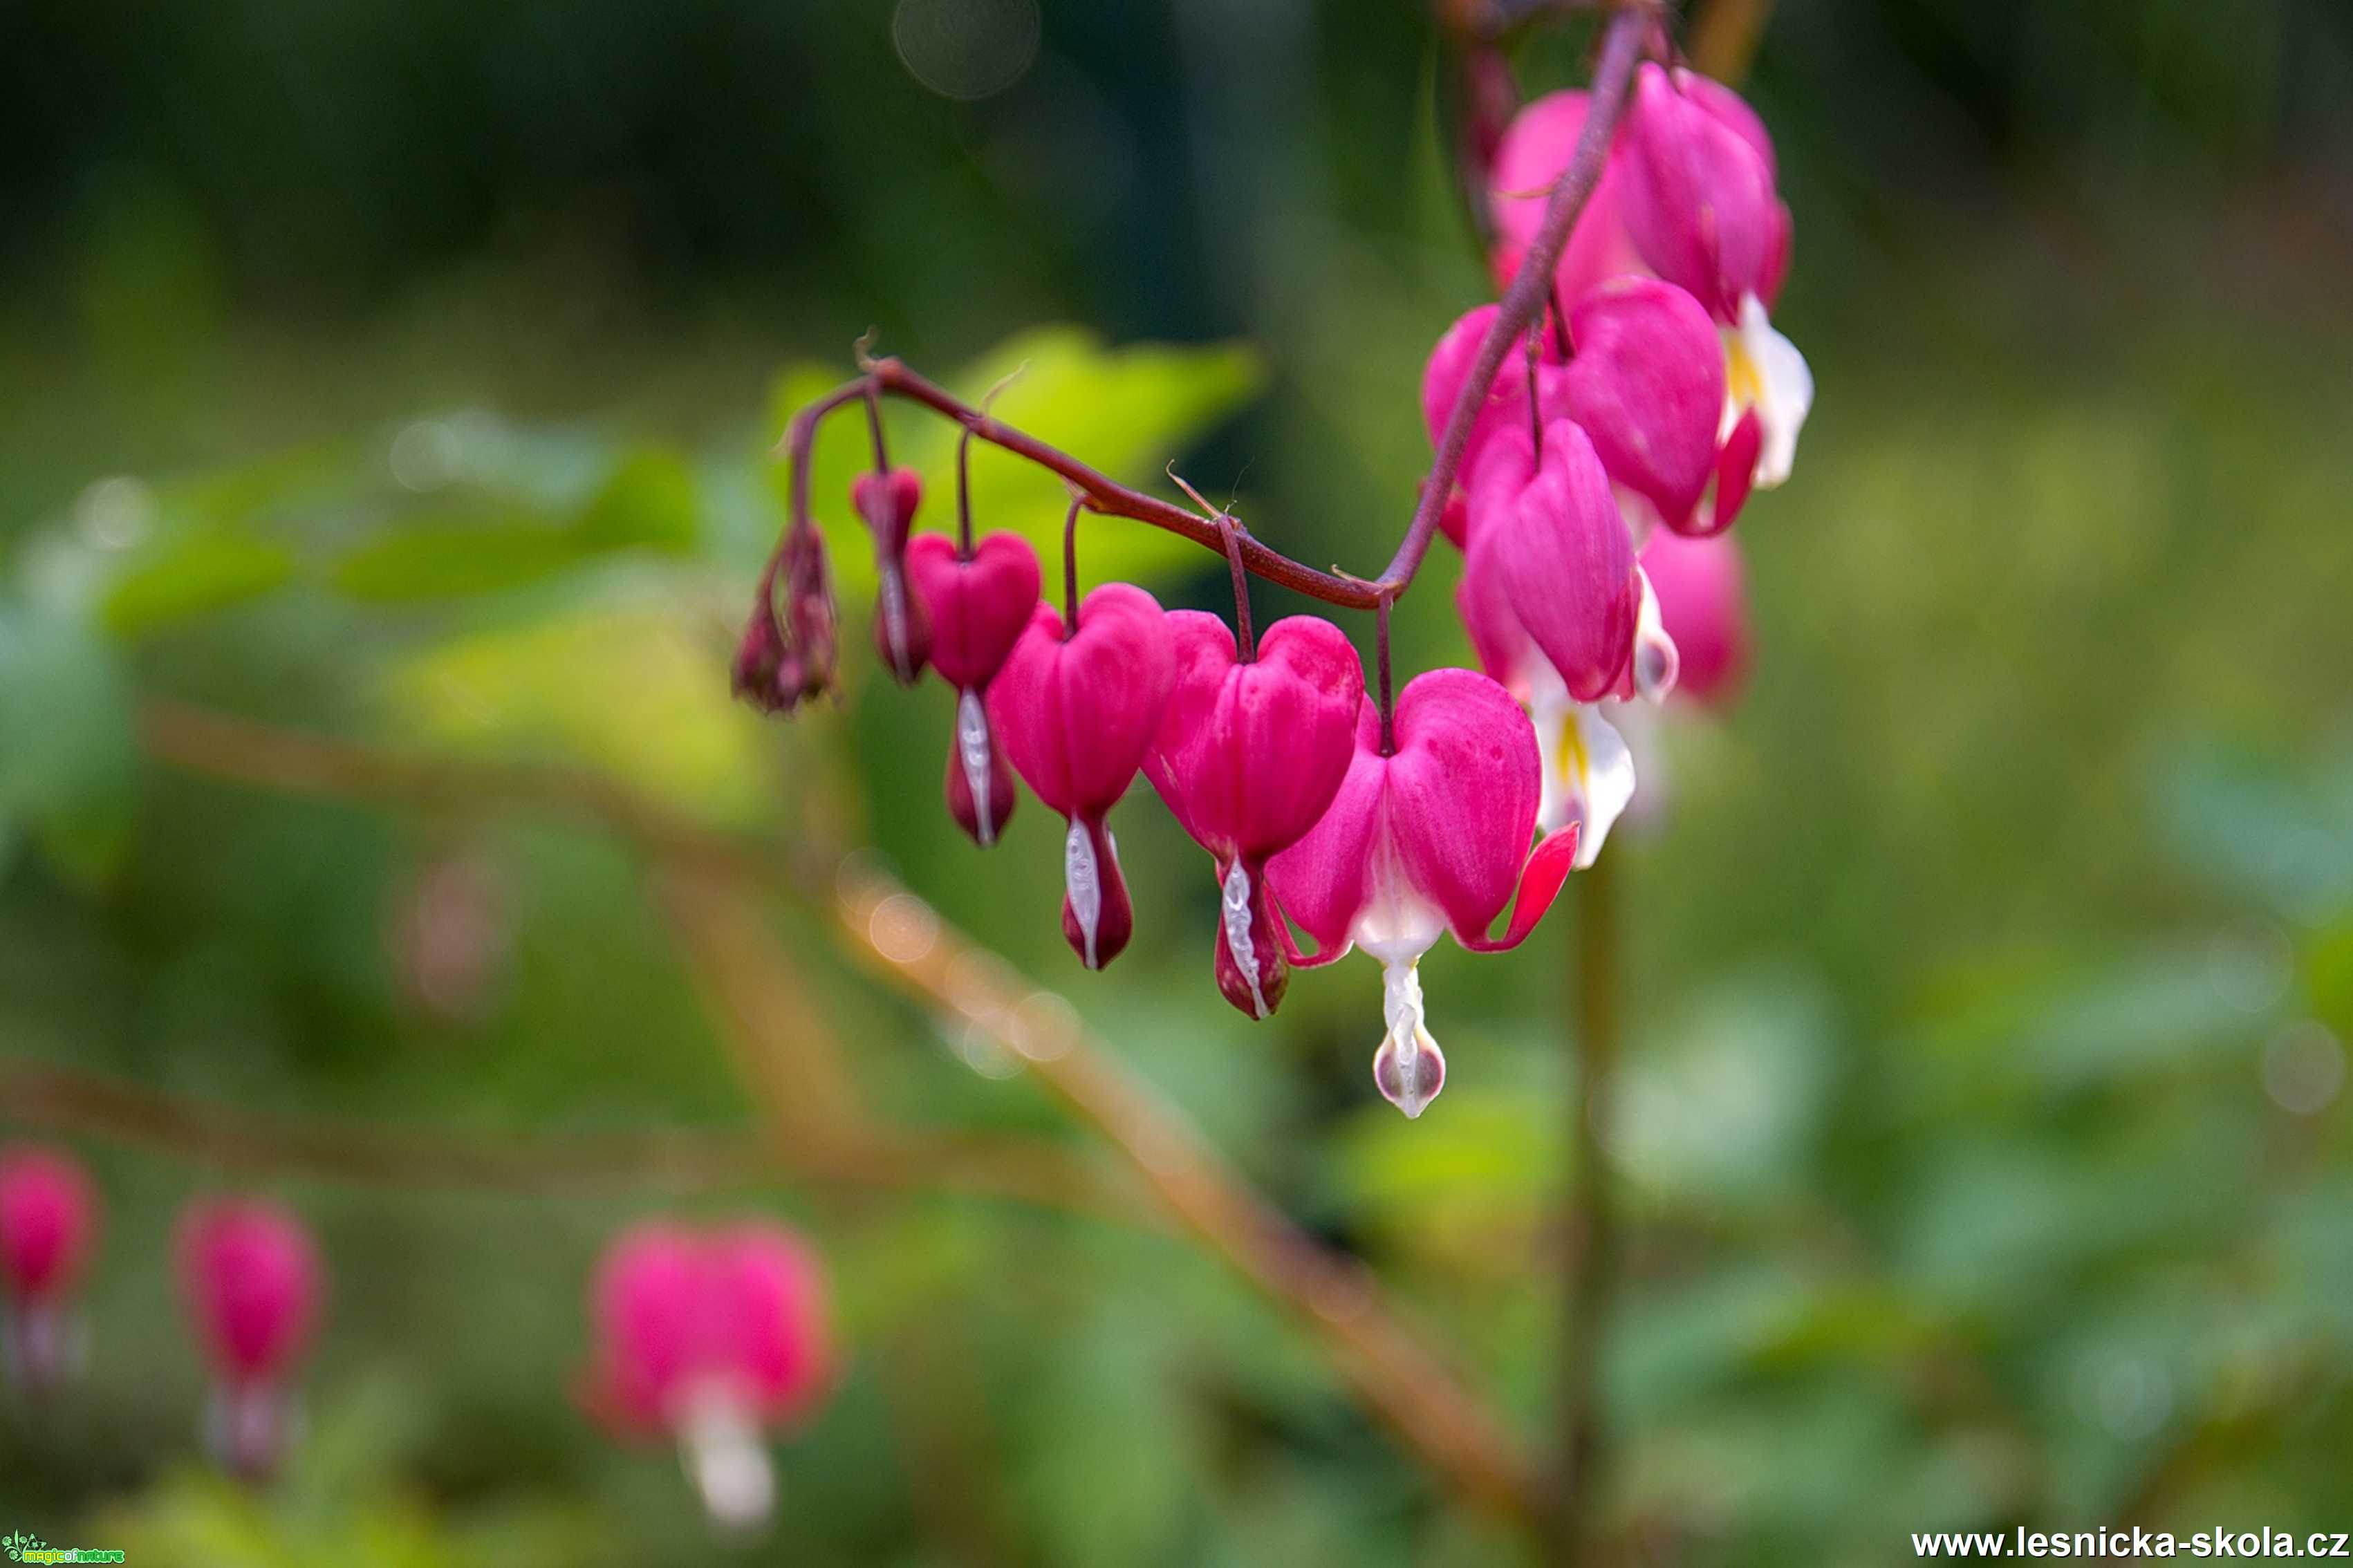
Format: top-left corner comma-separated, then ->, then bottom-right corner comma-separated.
574,448 -> 698,554
101,525 -> 300,635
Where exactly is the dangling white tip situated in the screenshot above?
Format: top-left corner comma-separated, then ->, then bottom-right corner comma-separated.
1371,960 -> 1446,1117
682,1390 -> 775,1534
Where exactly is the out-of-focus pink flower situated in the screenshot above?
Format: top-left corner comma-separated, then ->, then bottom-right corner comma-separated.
1487,89 -> 1646,306
1561,277 -> 1727,536
853,467 -> 931,683
1144,613 -> 1364,1019
1268,670 -> 1577,1116
906,532 -> 1043,848
0,1147 -> 96,1306
584,1221 -> 833,1531
988,584 -> 1176,971
1,1146 -> 98,1398
1639,528 -> 1751,708
176,1198 -> 322,1480
1615,64 -> 1812,499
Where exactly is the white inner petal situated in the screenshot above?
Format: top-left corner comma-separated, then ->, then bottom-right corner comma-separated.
1725,292 -> 1812,489
1631,564 -> 1680,704
1064,820 -> 1102,969
681,1386 -> 775,1533
1536,697 -> 1637,869
1220,861 -> 1269,1019
956,689 -> 996,846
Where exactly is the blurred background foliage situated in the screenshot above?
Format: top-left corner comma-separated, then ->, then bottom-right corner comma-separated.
1,0 -> 2351,1563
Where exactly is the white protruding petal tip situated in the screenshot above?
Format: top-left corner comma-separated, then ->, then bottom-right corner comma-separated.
1740,293 -> 1811,490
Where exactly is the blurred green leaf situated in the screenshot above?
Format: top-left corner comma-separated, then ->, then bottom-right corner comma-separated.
101,525 -> 300,635
574,449 -> 698,554
0,602 -> 138,886
380,603 -> 770,821
331,510 -> 585,601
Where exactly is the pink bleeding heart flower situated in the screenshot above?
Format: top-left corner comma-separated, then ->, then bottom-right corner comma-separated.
176,1197 -> 322,1481
1489,420 -> 1639,704
1267,669 -> 1578,1117
905,532 -> 1043,848
583,1220 -> 833,1531
1487,89 -> 1646,306
1615,64 -> 1812,498
1422,305 -> 1568,500
1562,277 -> 1727,536
1144,613 -> 1364,1020
1639,528 -> 1751,708
1,1146 -> 99,1397
732,526 -> 839,716
853,467 -> 931,684
1616,63 -> 1785,321
988,584 -> 1176,971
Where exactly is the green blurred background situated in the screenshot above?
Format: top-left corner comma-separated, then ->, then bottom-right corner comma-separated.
3,0 -> 2352,1562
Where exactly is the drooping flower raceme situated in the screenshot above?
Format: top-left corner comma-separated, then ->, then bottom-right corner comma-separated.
1144,613 -> 1364,1019
1269,669 -> 1579,1117
905,531 -> 1043,848
0,1146 -> 98,1397
853,467 -> 931,683
583,1221 -> 832,1532
989,584 -> 1177,971
1615,63 -> 1812,497
176,1197 -> 322,1481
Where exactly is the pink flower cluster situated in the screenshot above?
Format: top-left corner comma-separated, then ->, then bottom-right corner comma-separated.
734,63 -> 1799,1119
1443,64 -> 1795,868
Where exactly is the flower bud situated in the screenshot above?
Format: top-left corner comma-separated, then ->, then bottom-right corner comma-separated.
987,584 -> 1176,969
733,529 -> 839,716
853,467 -> 931,683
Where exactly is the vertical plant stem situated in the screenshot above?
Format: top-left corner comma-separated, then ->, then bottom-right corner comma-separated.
1552,850 -> 1621,1562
